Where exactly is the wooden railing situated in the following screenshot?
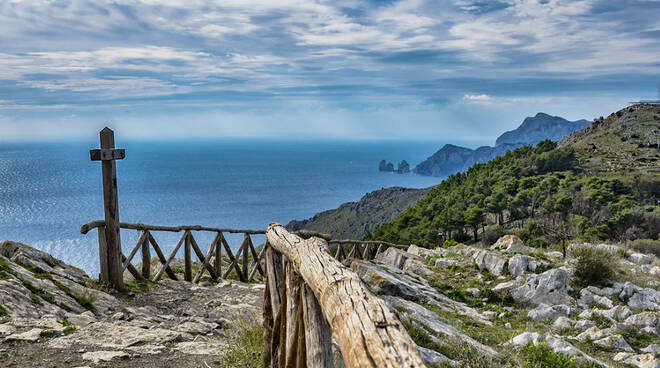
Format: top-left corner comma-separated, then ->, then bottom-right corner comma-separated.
81,220 -> 270,283
328,239 -> 408,262
263,223 -> 426,368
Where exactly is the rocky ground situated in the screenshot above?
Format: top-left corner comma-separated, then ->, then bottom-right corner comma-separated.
360,235 -> 660,367
0,241 -> 262,368
1,234 -> 659,368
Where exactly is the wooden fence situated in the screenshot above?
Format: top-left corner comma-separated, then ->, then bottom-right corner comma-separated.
263,223 -> 426,368
81,220 -> 269,283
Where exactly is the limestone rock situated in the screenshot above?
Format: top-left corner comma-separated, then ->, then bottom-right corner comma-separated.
552,316 -> 575,331
642,344 -> 660,357
434,258 -> 459,268
578,288 -> 614,309
528,303 -> 575,322
629,253 -> 653,265
511,268 -> 573,307
375,247 -> 409,269
594,335 -> 634,352
614,353 -> 660,368
472,249 -> 506,275
601,305 -> 633,322
577,326 -> 607,341
491,235 -> 531,253
82,351 -> 129,364
624,312 -> 660,335
173,341 -> 226,355
417,346 -> 459,367
5,328 -> 42,342
492,277 -> 524,293
628,288 -> 660,311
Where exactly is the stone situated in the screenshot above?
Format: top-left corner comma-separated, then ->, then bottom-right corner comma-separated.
511,268 -> 574,307
510,332 -> 540,347
624,312 -> 660,335
472,249 -> 506,276
491,235 -> 531,253
508,255 -> 531,276
620,282 -> 640,300
407,244 -> 436,258
629,253 -> 653,265
375,247 -> 409,269
510,332 -> 609,366
82,351 -> 129,364
402,258 -> 435,278
614,353 -> 660,368
642,344 -> 660,357
66,311 -> 97,328
587,283 -> 624,297
49,322 -> 183,350
552,316 -> 575,331
575,320 -> 597,331
173,341 -> 226,355
528,304 -> 575,322
601,306 -> 633,322
492,277 -> 524,292
0,324 -> 17,337
175,319 -> 218,334
434,258 -> 458,268
546,251 -> 564,260
628,289 -> 660,311
5,328 -> 42,342
578,289 -> 614,309
505,322 -> 512,329
576,326 -> 607,341
594,335 -> 634,352
417,346 -> 458,367
466,288 -> 481,297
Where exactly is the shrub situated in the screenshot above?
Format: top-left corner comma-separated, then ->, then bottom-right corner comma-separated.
220,315 -> 263,368
482,227 -> 505,246
441,239 -> 458,249
522,343 -> 598,368
571,247 -> 618,287
630,239 -> 660,257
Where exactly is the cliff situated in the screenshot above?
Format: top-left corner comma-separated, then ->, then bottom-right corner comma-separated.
497,113 -> 591,146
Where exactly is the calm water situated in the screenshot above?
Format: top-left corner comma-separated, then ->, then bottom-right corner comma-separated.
0,139 -> 442,276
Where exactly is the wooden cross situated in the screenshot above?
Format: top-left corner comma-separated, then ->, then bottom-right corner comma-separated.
90,127 -> 125,289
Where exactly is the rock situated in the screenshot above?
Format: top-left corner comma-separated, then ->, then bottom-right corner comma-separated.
614,353 -> 660,368
434,258 -> 458,268
417,346 -> 458,367
472,249 -> 506,275
511,268 -> 574,307
510,332 -> 609,366
601,306 -> 633,322
651,267 -> 660,277
492,277 -> 524,292
508,255 -> 532,275
491,235 -> 530,253
624,312 -> 660,335
175,319 -> 218,334
552,316 -> 575,331
510,332 -> 540,346
587,283 -> 624,297
577,326 -> 607,341
466,288 -> 481,297
378,160 -> 394,172
49,322 -> 183,350
407,244 -> 436,258
642,344 -> 660,357
82,351 -> 129,364
66,311 -> 97,328
375,247 -> 409,269
546,251 -> 564,260
402,258 -> 435,278
621,282 -> 640,300
575,319 -> 597,331
628,288 -> 660,311
5,328 -> 42,342
594,335 -> 634,352
578,289 -> 614,309
383,296 -> 498,356
629,253 -> 653,265
505,322 -> 512,329
397,160 -> 411,174
528,303 -> 575,322
173,341 -> 226,355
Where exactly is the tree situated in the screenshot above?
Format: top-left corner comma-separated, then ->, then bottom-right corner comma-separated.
465,205 -> 485,242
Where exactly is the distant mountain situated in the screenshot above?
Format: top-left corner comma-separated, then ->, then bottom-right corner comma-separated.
286,187 -> 430,239
414,113 -> 590,177
496,113 -> 591,146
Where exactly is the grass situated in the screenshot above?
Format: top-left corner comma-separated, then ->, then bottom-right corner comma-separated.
588,313 -> 612,329
218,316 -> 263,368
521,343 -> 599,368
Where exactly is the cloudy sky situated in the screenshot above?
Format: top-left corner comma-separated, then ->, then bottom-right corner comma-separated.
1,0 -> 659,144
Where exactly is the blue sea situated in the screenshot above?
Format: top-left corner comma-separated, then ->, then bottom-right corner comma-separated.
0,140 -> 442,276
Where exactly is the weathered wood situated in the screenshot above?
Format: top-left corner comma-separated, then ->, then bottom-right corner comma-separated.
294,229 -> 331,241
329,239 -> 408,249
148,233 -> 178,280
266,224 -> 426,368
81,220 -> 265,235
347,243 -> 357,259
242,234 -> 249,281
334,243 -> 343,261
121,253 -> 144,281
193,232 -> 220,283
285,262 -> 302,355
248,244 -> 267,281
90,148 -> 125,161
214,232 -> 222,279
184,232 -> 192,282
97,127 -> 124,289
122,231 -> 148,273
266,245 -> 285,321
142,231 -> 151,279
247,236 -> 265,277
302,284 -> 333,367
189,233 -> 217,279
362,243 -> 370,259
285,287 -> 305,368
375,243 -> 384,258
221,235 -> 245,282
97,225 -> 108,282
153,231 -> 188,281
263,268 -> 274,368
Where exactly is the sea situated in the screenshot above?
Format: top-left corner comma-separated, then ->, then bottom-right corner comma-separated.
0,139 -> 443,276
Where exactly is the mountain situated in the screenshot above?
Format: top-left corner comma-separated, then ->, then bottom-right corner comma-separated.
286,186 -> 430,239
496,113 -> 591,146
414,113 -> 590,177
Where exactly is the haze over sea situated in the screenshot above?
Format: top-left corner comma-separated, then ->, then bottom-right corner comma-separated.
0,139 -> 442,276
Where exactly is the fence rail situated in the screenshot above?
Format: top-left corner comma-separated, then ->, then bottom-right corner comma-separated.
264,223 -> 426,368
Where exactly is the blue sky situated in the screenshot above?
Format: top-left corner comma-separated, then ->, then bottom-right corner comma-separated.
0,0 -> 658,145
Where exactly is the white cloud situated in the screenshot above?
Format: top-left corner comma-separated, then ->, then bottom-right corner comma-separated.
463,94 -> 491,101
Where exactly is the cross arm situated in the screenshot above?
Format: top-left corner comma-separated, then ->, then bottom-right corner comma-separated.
90,148 -> 126,161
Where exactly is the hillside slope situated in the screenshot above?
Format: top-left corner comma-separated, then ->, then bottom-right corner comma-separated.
497,113 -> 590,145
286,186 -> 430,239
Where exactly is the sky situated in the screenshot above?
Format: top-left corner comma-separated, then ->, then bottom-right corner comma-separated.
0,0 -> 659,145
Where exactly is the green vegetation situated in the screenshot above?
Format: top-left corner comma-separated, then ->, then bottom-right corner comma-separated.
219,316 -> 263,368
521,343 -> 598,368
367,139 -> 659,251
629,238 -> 660,257
570,247 -> 618,287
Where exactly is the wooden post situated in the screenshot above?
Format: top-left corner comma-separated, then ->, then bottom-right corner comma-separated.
302,284 -> 333,367
90,127 -> 126,289
142,230 -> 151,279
215,232 -> 222,280
184,232 -> 192,282
242,234 -> 249,281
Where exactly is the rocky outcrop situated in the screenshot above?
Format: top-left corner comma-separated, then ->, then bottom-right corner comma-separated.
496,113 -> 590,146
397,160 -> 410,173
378,160 -> 395,172
510,268 -> 574,307
286,186 -> 430,239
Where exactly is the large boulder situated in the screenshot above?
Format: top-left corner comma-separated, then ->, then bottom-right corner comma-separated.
375,247 -> 410,269
508,254 -> 548,275
491,235 -> 530,253
472,249 -> 506,276
511,268 -> 574,307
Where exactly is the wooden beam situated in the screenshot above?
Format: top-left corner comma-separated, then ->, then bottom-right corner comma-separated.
189,233 -> 217,279
81,220 -> 265,235
221,235 -> 245,282
122,231 -> 148,273
142,231 -> 151,279
193,232 -> 220,283
242,234 -> 249,282
184,232 -> 192,282
266,223 -> 426,368
148,233 -> 178,280
215,232 -> 223,280
302,284 -> 333,367
153,231 -> 188,281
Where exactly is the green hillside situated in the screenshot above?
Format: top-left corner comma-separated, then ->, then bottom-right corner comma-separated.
367,105 -> 660,250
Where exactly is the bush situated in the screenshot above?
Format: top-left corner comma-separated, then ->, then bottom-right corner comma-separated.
220,316 -> 263,368
522,343 -> 598,368
571,247 -> 618,287
630,239 -> 660,257
441,239 -> 458,249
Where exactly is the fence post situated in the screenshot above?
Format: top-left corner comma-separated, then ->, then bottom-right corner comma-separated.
90,127 -> 125,289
